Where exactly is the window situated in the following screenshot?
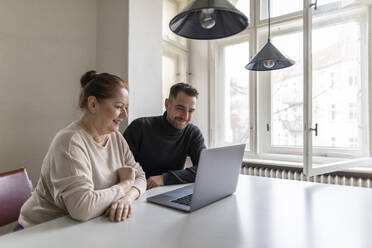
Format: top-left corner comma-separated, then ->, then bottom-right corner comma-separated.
230,0 -> 249,18
162,50 -> 187,101
162,0 -> 187,47
260,0 -> 301,19
260,0 -> 359,20
348,103 -> 357,120
349,74 -> 353,86
162,0 -> 188,105
210,0 -> 372,175
269,31 -> 303,148
258,22 -> 304,153
331,137 -> 336,147
214,37 -> 250,148
331,104 -> 336,120
162,53 -> 177,100
330,73 -> 335,89
349,137 -> 358,148
312,16 -> 366,151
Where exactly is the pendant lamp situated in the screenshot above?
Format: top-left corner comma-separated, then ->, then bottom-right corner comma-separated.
169,0 -> 248,40
245,0 -> 294,71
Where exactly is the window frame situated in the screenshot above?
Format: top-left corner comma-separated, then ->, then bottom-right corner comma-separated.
208,0 -> 372,173
211,32 -> 255,153
304,0 -> 372,176
259,7 -> 369,159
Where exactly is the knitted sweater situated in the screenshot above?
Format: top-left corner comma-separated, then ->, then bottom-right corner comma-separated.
123,112 -> 206,185
19,122 -> 146,227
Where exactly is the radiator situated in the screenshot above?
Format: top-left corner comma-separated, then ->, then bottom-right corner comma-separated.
241,166 -> 372,188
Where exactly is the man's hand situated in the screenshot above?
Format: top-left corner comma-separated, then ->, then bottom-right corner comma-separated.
147,175 -> 164,189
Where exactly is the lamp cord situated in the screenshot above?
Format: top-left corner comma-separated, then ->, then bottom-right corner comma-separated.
268,0 -> 271,41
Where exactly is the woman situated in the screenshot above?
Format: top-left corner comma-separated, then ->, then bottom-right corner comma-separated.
17,71 -> 146,229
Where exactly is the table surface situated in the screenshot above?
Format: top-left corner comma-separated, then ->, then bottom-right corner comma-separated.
2,175 -> 372,248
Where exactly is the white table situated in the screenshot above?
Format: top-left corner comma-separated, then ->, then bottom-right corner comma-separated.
1,175 -> 372,248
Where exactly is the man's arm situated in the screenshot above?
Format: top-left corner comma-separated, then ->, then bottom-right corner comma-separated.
162,126 -> 206,185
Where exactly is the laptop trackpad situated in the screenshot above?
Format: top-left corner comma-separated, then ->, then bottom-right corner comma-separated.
164,184 -> 194,198
147,184 -> 194,211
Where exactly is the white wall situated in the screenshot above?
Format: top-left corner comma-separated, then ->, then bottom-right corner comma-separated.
96,0 -> 130,130
128,0 -> 163,121
96,0 -> 129,81
0,0 -> 167,184
189,40 -> 210,145
0,0 -> 97,185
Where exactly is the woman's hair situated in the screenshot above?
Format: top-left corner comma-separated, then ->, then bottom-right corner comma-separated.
79,70 -> 128,109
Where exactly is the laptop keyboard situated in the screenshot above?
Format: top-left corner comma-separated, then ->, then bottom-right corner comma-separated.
171,194 -> 193,206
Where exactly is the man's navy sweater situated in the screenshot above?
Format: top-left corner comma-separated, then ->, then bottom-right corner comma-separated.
123,112 -> 206,185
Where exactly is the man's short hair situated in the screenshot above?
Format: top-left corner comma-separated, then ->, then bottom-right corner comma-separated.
169,83 -> 199,101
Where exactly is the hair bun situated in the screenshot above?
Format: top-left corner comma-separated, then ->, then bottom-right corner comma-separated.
80,70 -> 98,88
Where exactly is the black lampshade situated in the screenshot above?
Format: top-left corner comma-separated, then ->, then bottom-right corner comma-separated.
245,39 -> 295,71
169,0 -> 248,40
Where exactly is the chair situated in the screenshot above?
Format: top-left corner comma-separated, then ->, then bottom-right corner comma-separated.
0,168 -> 33,227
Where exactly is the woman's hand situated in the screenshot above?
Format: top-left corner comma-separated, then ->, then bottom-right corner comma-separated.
117,166 -> 136,183
104,195 -> 134,222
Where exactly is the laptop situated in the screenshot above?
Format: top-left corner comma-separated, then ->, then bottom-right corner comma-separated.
147,144 -> 246,212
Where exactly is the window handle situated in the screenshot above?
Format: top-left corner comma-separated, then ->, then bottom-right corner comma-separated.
266,124 -> 270,132
310,0 -> 318,10
310,123 -> 318,136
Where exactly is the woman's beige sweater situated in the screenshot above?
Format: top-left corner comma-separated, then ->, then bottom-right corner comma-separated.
19,122 -> 146,227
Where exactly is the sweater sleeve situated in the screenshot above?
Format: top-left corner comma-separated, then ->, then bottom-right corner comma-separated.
121,137 -> 146,195
52,149 -> 126,222
163,126 -> 207,185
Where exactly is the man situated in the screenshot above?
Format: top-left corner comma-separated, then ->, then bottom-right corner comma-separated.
123,83 -> 206,189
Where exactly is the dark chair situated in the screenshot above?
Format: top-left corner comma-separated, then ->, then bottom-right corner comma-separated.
0,168 -> 33,227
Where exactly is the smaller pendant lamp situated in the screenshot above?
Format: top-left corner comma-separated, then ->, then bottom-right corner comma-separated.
169,0 -> 248,40
245,0 -> 294,71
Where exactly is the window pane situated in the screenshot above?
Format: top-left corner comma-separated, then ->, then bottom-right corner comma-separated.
217,42 -> 250,148
162,54 -> 177,102
230,0 -> 250,18
162,51 -> 187,108
318,0 -> 358,8
260,0 -> 357,20
270,31 -> 303,147
312,16 -> 365,149
260,0 -> 301,19
162,0 -> 178,41
162,0 -> 187,46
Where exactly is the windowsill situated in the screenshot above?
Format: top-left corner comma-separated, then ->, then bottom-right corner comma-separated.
244,158 -> 302,168
243,157 -> 372,176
